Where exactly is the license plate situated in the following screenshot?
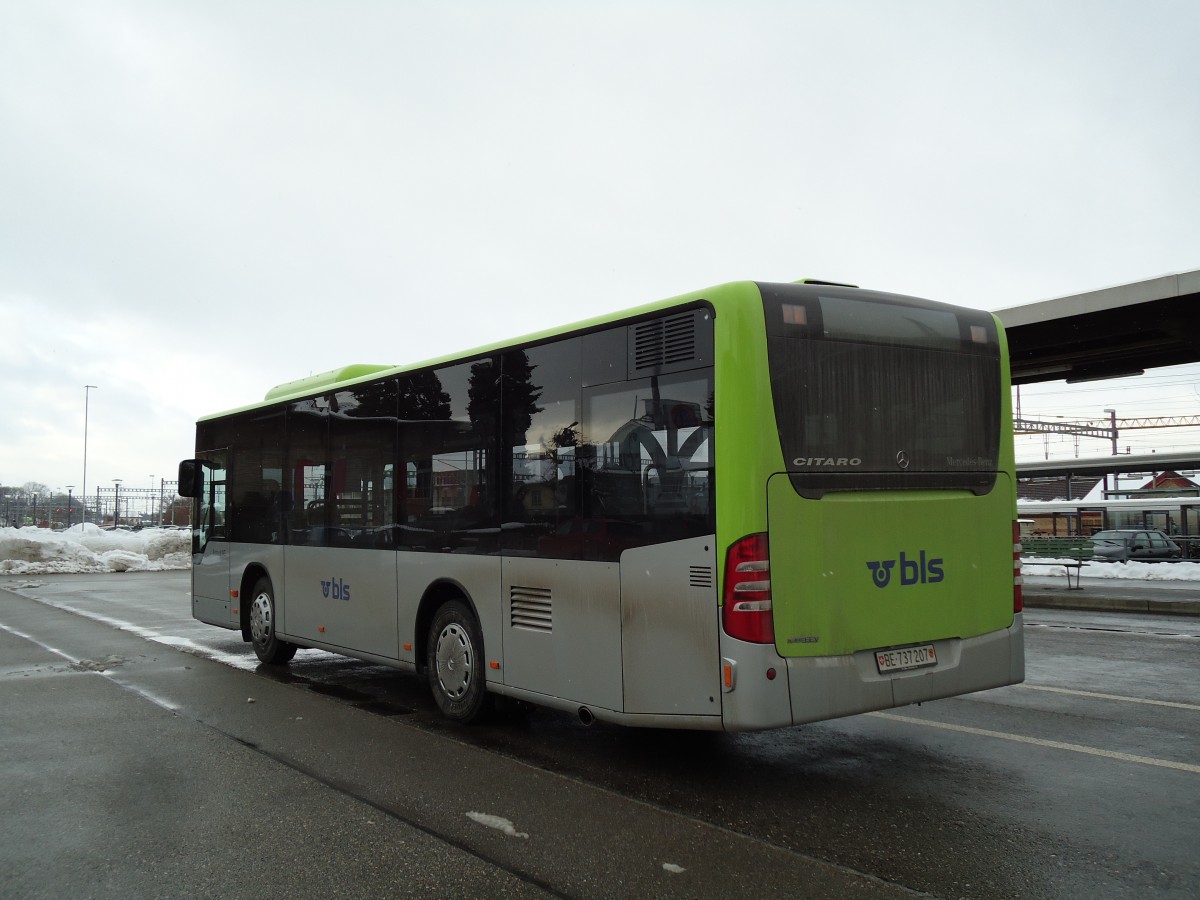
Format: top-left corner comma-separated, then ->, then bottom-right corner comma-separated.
875,644 -> 938,674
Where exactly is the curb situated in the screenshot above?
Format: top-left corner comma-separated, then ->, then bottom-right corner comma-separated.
1024,593 -> 1200,617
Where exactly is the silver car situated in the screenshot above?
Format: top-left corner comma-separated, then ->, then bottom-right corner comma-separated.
1088,529 -> 1182,562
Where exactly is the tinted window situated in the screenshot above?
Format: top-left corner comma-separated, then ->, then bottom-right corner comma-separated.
399,360 -> 499,553
286,397 -> 330,546
228,409 -> 285,544
328,379 -> 397,549
762,283 -> 1001,498
570,372 -> 714,561
191,448 -> 227,554
194,422 -> 230,551
582,327 -> 627,387
501,339 -> 583,558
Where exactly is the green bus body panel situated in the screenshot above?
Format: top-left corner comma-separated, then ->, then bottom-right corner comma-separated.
706,285 -> 1018,663
709,282 -> 778,552
766,478 -> 1017,657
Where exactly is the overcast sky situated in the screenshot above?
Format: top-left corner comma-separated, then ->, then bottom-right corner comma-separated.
3,0 -> 1198,496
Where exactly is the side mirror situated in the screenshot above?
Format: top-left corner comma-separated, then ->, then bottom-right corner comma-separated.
178,460 -> 203,498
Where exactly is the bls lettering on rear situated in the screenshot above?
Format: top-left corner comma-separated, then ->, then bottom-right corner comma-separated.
866,551 -> 944,589
321,577 -> 351,601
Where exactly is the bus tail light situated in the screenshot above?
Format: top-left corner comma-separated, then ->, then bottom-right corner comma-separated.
1013,520 -> 1024,613
723,533 -> 775,644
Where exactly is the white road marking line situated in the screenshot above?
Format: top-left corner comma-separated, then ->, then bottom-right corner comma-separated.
13,595 -> 260,670
0,620 -> 179,711
1022,683 -> 1200,712
868,711 -> 1200,774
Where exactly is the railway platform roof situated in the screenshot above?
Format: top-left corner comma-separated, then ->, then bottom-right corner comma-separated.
997,269 -> 1200,385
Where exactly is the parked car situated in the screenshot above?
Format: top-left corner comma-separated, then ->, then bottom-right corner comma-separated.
1088,529 -> 1182,562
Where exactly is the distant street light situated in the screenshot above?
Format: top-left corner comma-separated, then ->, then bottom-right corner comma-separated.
83,385 -> 98,524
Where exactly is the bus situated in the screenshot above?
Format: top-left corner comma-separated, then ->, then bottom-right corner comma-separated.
178,279 -> 1023,731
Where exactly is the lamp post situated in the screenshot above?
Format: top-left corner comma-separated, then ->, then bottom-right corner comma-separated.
66,486 -> 74,528
83,385 -> 98,524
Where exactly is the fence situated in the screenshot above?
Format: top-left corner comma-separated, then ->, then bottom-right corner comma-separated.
92,481 -> 187,528
1,481 -> 188,529
1023,534 -> 1199,561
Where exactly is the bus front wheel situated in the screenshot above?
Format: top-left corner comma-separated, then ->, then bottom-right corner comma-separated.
426,600 -> 490,723
249,577 -> 297,665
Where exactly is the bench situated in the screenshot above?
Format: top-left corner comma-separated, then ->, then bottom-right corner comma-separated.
1021,559 -> 1085,589
1020,537 -> 1093,589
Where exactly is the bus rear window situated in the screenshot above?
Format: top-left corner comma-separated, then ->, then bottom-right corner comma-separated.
760,283 -> 1001,499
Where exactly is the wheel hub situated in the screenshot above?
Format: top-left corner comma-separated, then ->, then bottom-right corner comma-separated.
435,623 -> 471,699
250,592 -> 273,645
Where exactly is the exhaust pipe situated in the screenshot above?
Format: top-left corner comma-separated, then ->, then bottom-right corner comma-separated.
577,706 -> 595,726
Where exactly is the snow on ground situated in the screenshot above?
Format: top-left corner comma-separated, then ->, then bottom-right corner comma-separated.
1021,558 -> 1200,580
0,524 -> 191,575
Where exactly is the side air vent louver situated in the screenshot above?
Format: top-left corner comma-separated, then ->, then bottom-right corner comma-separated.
510,586 -> 553,633
633,312 -> 699,371
689,565 -> 715,589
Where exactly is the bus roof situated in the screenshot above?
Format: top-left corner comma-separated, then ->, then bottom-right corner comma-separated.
198,280 -> 737,421
197,279 -> 996,422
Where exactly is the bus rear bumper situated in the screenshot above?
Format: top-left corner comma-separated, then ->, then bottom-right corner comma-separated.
718,615 -> 1025,731
787,614 -> 1025,726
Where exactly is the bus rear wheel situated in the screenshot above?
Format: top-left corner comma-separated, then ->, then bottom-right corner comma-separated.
426,600 -> 491,723
249,577 -> 297,665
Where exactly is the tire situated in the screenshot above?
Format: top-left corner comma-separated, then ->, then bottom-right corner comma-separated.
248,576 -> 297,664
426,599 -> 491,723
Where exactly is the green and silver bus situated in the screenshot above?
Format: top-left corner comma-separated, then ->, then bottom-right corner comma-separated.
179,280 -> 1023,730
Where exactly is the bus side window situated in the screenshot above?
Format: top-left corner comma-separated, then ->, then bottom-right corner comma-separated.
581,372 -> 714,561
502,340 -> 582,559
398,360 -> 498,553
287,396 -> 330,547
330,381 -> 398,549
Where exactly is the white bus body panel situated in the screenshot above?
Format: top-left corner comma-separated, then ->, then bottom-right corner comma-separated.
394,553 -> 503,673
191,540 -> 232,627
502,557 -> 623,711
281,546 -> 400,660
620,537 -> 721,717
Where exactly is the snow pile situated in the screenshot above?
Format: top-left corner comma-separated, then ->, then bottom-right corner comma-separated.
1021,557 -> 1200,581
1070,559 -> 1200,581
0,524 -> 191,575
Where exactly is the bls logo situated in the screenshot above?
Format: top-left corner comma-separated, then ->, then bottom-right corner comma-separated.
321,577 -> 352,601
866,551 -> 944,589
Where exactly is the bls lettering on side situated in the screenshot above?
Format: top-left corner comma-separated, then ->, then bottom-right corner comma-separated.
320,577 -> 351,601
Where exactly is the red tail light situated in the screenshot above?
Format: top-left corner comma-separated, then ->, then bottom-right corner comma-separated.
723,533 -> 774,643
1013,520 -> 1024,613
